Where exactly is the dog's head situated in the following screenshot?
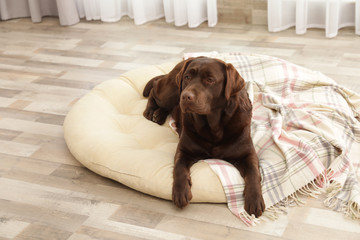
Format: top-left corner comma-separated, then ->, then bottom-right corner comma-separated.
176,57 -> 245,115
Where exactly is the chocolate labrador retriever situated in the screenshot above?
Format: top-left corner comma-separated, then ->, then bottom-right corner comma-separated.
143,57 -> 265,217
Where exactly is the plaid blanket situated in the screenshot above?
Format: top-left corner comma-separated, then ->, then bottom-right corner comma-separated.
183,52 -> 360,226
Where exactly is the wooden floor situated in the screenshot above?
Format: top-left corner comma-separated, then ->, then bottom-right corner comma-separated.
0,17 -> 359,240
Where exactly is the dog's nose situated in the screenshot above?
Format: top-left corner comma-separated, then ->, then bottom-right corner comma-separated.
182,92 -> 195,102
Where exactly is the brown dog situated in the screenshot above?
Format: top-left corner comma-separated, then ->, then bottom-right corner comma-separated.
143,57 -> 265,217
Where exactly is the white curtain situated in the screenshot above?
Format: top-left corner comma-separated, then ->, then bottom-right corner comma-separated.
0,0 -> 217,28
75,0 -> 165,25
0,0 -> 59,22
163,0 -> 217,27
268,0 -> 360,38
75,0 -> 217,27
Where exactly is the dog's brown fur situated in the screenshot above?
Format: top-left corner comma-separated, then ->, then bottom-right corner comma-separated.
143,57 -> 265,217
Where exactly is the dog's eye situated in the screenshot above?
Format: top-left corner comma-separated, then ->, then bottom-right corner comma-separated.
184,75 -> 190,81
206,78 -> 215,84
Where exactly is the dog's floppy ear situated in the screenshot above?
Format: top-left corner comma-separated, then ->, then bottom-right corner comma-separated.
175,58 -> 194,90
225,63 -> 245,100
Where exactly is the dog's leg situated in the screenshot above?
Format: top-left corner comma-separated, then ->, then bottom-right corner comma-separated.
143,91 -> 169,125
234,151 -> 265,218
172,149 -> 196,209
143,75 -> 164,97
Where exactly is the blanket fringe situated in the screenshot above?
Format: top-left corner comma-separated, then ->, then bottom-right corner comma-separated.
324,197 -> 360,219
237,211 -> 260,227
257,169 -> 360,223
323,174 -> 360,220
347,201 -> 360,219
259,172 -> 327,223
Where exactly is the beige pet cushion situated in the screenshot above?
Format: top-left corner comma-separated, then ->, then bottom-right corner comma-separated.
64,62 -> 226,202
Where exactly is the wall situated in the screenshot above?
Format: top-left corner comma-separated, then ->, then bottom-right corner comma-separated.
217,0 -> 267,25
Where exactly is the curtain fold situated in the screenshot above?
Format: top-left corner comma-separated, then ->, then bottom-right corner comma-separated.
163,0 -> 217,28
268,0 -> 360,38
0,0 -> 33,21
132,0 -> 164,25
188,0 -> 208,28
56,0 -> 79,26
0,0 -> 217,28
29,0 -> 59,23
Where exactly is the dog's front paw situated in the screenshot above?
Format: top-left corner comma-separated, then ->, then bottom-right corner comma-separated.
244,187 -> 265,218
143,107 -> 155,121
143,107 -> 168,125
152,108 -> 168,125
172,180 -> 192,209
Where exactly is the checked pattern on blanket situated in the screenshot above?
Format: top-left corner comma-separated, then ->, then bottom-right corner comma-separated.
184,52 -> 360,226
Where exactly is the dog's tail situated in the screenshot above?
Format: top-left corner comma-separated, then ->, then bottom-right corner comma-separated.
142,75 -> 164,97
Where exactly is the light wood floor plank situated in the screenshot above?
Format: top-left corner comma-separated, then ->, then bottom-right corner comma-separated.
15,223 -> 72,240
0,153 -> 61,175
0,199 -> 87,233
69,226 -> 146,240
0,218 -> 30,239
0,139 -> 39,157
31,54 -> 104,68
0,118 -> 63,137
